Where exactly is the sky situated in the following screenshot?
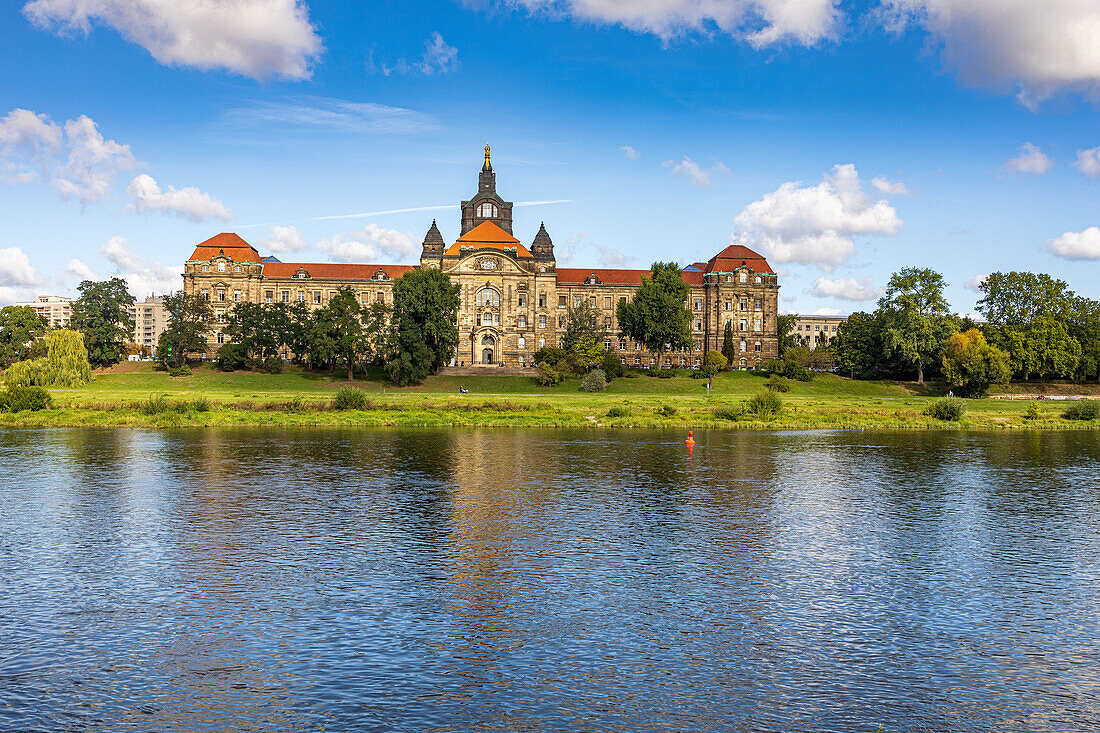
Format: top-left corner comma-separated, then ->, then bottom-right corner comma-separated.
2,0 -> 1100,316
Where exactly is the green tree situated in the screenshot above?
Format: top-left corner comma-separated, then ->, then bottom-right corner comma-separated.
309,286 -> 373,381
1023,315 -> 1080,379
225,302 -> 292,363
977,272 -> 1075,380
571,333 -> 604,369
285,300 -> 315,364
941,329 -> 1011,397
615,261 -> 693,370
0,305 -> 47,367
3,329 -> 91,388
776,313 -> 799,358
832,311 -> 891,379
1069,296 -> 1100,382
562,299 -> 606,353
878,267 -> 957,384
157,290 -> 213,367
386,268 -> 461,386
721,319 -> 736,368
70,278 -> 135,367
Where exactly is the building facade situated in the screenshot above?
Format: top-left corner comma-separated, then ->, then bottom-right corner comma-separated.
791,314 -> 847,349
184,151 -> 781,368
11,294 -> 168,353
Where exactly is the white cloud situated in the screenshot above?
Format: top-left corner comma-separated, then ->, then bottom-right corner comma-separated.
879,0 -> 1100,108
664,156 -> 729,188
871,176 -> 910,195
812,307 -> 843,316
126,173 -> 232,222
558,231 -> 633,268
810,275 -> 883,301
317,224 -> 417,263
52,115 -> 136,203
1074,146 -> 1100,178
224,96 -> 436,135
374,32 -> 460,76
1044,226 -> 1100,260
0,247 -> 40,287
731,163 -> 903,271
98,236 -> 181,296
260,225 -> 309,253
963,273 -> 988,292
65,258 -> 99,282
502,0 -> 842,47
23,0 -> 322,81
620,144 -> 640,160
0,108 -> 62,184
1003,142 -> 1052,175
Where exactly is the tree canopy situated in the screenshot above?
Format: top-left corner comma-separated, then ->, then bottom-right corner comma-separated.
70,278 -> 135,368
615,261 -> 693,368
941,329 -> 1011,397
0,305 -> 47,368
158,290 -> 213,367
877,267 -> 957,384
386,268 -> 461,385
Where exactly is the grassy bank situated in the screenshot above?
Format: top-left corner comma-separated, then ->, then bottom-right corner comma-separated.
1,363 -> 1097,430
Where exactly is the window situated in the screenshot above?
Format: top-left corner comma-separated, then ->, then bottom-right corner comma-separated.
558,315 -> 566,329
574,296 -> 583,307
754,317 -> 762,332
739,319 -> 747,331
538,337 -> 546,348
297,291 -> 305,303
740,299 -> 748,311
604,317 -> 612,328
518,315 -> 526,328
518,337 -> 526,348
361,293 -> 369,304
481,334 -> 496,345
217,262 -> 226,272
234,290 -> 241,303
754,340 -> 762,352
377,291 -> 384,303
695,320 -> 702,331
313,292 -> 321,304
740,339 -> 746,352
201,265 -> 209,273
281,291 -> 289,303
217,332 -> 224,344
739,271 -> 748,283
814,324 -> 820,331
755,276 -> 762,284
725,301 -> 732,311
605,297 -> 612,309
539,315 -> 546,328
265,291 -> 273,304
234,265 -> 241,273
477,288 -> 500,307
558,296 -> 567,308
726,275 -> 732,283
518,293 -> 527,307
539,293 -> 547,308
476,201 -> 498,218
589,296 -> 597,307
693,299 -> 701,311
604,339 -> 612,351
201,289 -> 209,301
755,298 -> 762,312
619,297 -> 627,306
217,290 -> 225,302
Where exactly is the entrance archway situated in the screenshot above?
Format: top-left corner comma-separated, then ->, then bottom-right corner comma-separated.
482,348 -> 494,364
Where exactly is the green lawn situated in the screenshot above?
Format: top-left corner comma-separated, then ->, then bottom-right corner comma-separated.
2,362 -> 1094,430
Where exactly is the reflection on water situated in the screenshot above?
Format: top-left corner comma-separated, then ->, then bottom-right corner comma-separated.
1,428 -> 1099,732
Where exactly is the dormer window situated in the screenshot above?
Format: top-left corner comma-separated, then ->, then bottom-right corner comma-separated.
739,271 -> 748,283
217,262 -> 226,272
726,275 -> 732,283
476,202 -> 498,218
234,265 -> 242,273
201,265 -> 209,273
373,270 -> 389,281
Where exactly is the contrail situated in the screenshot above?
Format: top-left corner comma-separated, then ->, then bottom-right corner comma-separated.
239,200 -> 571,229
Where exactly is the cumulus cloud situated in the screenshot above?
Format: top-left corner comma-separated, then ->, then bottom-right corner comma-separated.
664,156 -> 730,188
810,275 -> 883,301
224,96 -> 436,135
731,163 -> 903,271
1004,142 -> 1052,175
871,176 -> 910,195
52,115 -> 137,203
621,144 -> 640,160
1044,226 -> 1100,260
879,0 -> 1100,108
963,273 -> 988,292
812,307 -> 843,316
126,173 -> 232,222
260,224 -> 309,253
22,0 -> 322,81
0,247 -> 40,288
99,236 -> 182,296
499,0 -> 842,47
317,224 -> 418,263
0,108 -> 63,184
65,258 -> 99,282
1074,146 -> 1100,178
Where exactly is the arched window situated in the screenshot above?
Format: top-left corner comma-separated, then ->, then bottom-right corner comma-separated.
234,265 -> 242,273
476,288 -> 500,307
218,262 -> 226,272
481,334 -> 496,345
739,271 -> 748,283
726,275 -> 732,283
201,264 -> 209,272
755,276 -> 762,283
477,201 -> 498,218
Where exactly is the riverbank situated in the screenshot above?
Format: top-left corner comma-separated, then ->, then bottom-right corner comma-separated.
1,363 -> 1096,429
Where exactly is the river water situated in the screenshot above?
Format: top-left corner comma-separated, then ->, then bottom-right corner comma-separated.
1,428 -> 1098,732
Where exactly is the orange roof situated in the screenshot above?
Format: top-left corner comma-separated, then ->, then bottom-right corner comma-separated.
262,263 -> 417,281
444,220 -> 531,257
557,268 -> 705,287
702,244 -> 774,274
187,232 -> 262,263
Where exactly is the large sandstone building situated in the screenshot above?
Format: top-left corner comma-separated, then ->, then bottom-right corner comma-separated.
184,149 -> 780,368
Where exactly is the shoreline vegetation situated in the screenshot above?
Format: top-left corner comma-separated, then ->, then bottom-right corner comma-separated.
2,363 -> 1098,430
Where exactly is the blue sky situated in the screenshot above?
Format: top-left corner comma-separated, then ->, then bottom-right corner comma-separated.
2,0 -> 1100,315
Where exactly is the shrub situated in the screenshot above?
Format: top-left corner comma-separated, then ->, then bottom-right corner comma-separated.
191,396 -> 212,412
0,386 -> 52,412
713,405 -> 740,421
332,387 -> 367,411
536,362 -> 565,387
579,368 -> 608,392
605,406 -> 630,418
601,351 -> 626,381
924,397 -> 966,421
534,346 -> 569,368
657,369 -> 675,379
287,395 -> 305,413
768,375 -> 791,393
1062,400 -> 1099,421
744,391 -> 782,420
1024,401 -> 1041,421
140,394 -> 174,415
216,343 -> 251,372
261,357 -> 283,374
168,366 -> 191,377
656,404 -> 677,417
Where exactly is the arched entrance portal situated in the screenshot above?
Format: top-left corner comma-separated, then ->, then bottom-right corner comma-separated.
480,334 -> 496,365
482,348 -> 494,364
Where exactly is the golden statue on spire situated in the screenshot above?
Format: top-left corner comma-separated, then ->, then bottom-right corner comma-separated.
484,144 -> 491,169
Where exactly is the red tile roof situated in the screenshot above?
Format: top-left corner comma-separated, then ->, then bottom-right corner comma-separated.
445,221 -> 531,257
556,268 -> 703,287
188,232 -> 262,263
262,263 -> 417,281
701,244 -> 774,274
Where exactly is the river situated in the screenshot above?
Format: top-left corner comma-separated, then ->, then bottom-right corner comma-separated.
1,428 -> 1098,732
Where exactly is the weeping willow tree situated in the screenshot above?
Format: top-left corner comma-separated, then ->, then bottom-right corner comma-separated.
3,329 -> 92,388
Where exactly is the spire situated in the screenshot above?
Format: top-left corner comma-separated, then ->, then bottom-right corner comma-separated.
421,218 -> 444,257
483,143 -> 492,171
532,221 -> 554,260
